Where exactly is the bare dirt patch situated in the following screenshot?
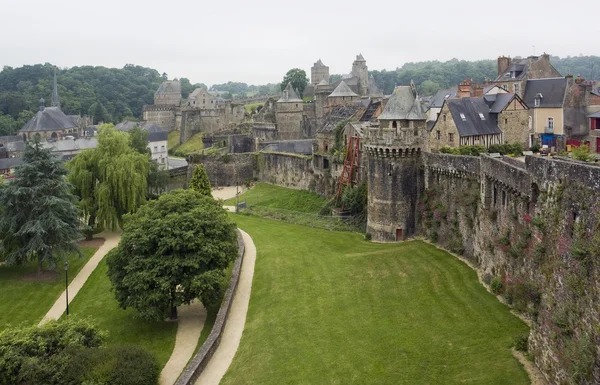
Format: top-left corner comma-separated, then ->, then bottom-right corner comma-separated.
78,238 -> 105,248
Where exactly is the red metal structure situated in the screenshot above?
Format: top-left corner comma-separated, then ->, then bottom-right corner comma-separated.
335,136 -> 361,204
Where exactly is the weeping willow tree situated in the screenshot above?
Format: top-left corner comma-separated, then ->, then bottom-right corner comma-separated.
68,124 -> 149,236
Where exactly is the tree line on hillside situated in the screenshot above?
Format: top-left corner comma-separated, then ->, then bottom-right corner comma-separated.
209,81 -> 280,99
334,55 -> 600,96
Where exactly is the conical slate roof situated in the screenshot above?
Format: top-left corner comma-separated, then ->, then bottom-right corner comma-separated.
329,81 -> 358,97
356,53 -> 365,61
277,82 -> 302,102
378,83 -> 426,121
318,78 -> 329,86
314,59 -> 325,67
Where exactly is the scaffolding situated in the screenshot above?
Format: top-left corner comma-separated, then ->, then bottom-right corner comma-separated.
335,136 -> 361,205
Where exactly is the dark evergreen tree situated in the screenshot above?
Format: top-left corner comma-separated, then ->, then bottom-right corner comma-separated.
0,140 -> 82,273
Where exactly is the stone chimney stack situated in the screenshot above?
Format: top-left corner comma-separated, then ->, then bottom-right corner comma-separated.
575,75 -> 585,84
497,56 -> 511,77
565,74 -> 574,87
457,78 -> 472,99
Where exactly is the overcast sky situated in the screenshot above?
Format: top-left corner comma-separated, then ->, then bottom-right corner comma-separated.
1,0 -> 597,87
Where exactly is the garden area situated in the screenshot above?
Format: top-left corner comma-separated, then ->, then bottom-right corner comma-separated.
222,215 -> 530,385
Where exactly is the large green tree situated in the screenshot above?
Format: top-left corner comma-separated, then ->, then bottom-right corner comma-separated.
67,124 -> 149,235
0,140 -> 82,273
106,189 -> 238,320
189,164 -> 212,197
128,126 -> 150,155
281,68 -> 309,98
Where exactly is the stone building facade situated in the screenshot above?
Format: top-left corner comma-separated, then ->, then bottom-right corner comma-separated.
495,54 -> 562,97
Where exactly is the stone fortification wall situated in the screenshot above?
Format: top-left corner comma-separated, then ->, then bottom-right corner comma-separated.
187,153 -> 257,187
416,153 -> 600,384
257,152 -> 313,190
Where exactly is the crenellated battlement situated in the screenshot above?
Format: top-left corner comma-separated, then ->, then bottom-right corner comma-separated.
365,144 -> 422,158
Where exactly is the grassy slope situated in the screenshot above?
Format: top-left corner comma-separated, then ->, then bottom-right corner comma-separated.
222,215 -> 530,385
224,183 -> 327,213
68,260 -> 177,369
168,130 -> 180,150
176,133 -> 204,155
244,102 -> 264,113
0,247 -> 97,328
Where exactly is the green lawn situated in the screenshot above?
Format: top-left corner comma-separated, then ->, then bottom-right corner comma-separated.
174,133 -> 204,155
168,130 -> 180,150
0,247 -> 97,328
224,183 -> 327,213
221,215 -> 530,385
244,102 -> 264,114
68,260 -> 177,368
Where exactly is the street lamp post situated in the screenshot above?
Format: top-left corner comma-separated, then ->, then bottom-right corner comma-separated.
64,261 -> 69,316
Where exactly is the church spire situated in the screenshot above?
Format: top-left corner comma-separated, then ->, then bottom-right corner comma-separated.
51,68 -> 60,108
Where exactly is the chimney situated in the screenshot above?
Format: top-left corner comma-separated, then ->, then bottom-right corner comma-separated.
497,56 -> 511,77
565,74 -> 574,87
575,75 -> 585,84
457,79 -> 472,99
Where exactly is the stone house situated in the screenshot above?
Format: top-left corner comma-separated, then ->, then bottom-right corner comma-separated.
429,98 -> 503,150
586,111 -> 600,153
188,88 -> 216,109
486,93 -> 530,148
494,54 -> 562,97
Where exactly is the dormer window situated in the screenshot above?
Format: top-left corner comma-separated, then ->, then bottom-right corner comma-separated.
478,113 -> 485,120
534,98 -> 540,107
510,71 -> 516,79
460,113 -> 467,121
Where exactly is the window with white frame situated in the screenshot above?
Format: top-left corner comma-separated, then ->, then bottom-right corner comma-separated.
514,83 -> 520,94
478,113 -> 485,120
548,117 -> 554,129
460,113 -> 467,121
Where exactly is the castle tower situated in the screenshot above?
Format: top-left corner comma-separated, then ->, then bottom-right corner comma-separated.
311,59 -> 330,85
327,81 -> 358,107
51,68 -> 60,108
351,54 -> 369,96
154,80 -> 182,106
276,83 -> 304,140
315,78 -> 331,125
365,81 -> 428,242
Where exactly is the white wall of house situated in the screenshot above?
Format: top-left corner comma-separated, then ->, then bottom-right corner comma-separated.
149,139 -> 168,169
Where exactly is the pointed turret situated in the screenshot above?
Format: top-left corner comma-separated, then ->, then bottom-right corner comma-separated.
51,68 -> 60,108
277,82 -> 301,102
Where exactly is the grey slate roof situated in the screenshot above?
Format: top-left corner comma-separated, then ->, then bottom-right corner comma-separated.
329,81 -> 358,97
587,111 -> 600,118
314,59 -> 325,67
318,103 -> 365,133
0,157 -> 22,170
523,78 -> 567,108
155,80 -> 181,95
378,85 -> 426,121
42,138 -> 99,153
277,83 -> 302,102
429,88 -> 458,109
356,54 -> 365,61
484,93 -> 520,114
360,101 -> 381,121
19,107 -> 77,133
115,121 -> 168,142
317,78 -> 329,86
0,136 -> 23,143
495,58 -> 530,82
330,77 -> 359,94
446,98 -> 502,137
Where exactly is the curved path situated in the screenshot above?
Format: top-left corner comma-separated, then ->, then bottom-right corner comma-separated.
39,232 -> 121,326
160,301 -> 207,385
194,229 -> 256,385
160,185 -> 249,385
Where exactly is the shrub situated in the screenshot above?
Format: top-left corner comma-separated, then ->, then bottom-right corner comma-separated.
364,232 -> 372,241
513,334 -> 529,352
189,164 -> 212,196
440,146 -> 459,155
571,145 -> 593,162
530,143 -> 541,153
0,318 -> 105,385
490,276 -> 503,294
64,345 -> 159,385
482,273 -> 493,285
